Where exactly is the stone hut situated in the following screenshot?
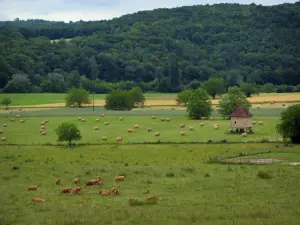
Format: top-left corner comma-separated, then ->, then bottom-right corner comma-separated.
230,107 -> 252,132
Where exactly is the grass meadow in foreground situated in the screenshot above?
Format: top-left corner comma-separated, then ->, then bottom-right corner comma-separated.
0,144 -> 300,225
0,115 -> 282,145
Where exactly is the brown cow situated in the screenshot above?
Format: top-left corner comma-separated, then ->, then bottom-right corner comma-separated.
32,198 -> 46,203
74,178 -> 80,184
146,196 -> 158,201
115,176 -> 124,181
96,176 -> 101,181
73,187 -> 82,194
111,188 -> 120,195
99,190 -> 112,196
28,186 -> 38,191
56,179 -> 61,185
61,188 -> 73,193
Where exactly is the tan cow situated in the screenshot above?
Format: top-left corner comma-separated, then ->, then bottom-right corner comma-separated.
32,198 -> 46,203
73,178 -> 80,184
61,188 -> 73,193
115,176 -> 125,181
28,186 -> 38,191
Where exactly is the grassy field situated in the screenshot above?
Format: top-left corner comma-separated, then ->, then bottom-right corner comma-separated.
1,93 -> 300,108
0,115 -> 282,145
1,144 -> 300,225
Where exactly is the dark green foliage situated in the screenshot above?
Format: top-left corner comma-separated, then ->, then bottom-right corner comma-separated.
166,172 -> 175,177
201,78 -> 225,99
176,89 -> 193,106
0,2 -> 300,92
0,97 -> 12,109
276,104 -> 300,143
129,87 -> 145,107
105,90 -> 134,111
187,88 -> 212,120
240,82 -> 259,97
3,74 -> 32,93
55,122 -> 81,147
260,83 -> 275,93
218,86 -> 251,119
257,171 -> 272,179
65,88 -> 90,108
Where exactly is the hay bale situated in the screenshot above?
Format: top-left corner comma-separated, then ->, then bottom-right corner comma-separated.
128,129 -> 133,133
258,121 -> 263,125
16,115 -> 20,118
40,125 -> 46,130
96,118 -> 100,122
101,114 -> 105,117
270,102 -> 274,105
44,120 -> 48,124
181,132 -> 186,136
160,118 -> 165,121
166,118 -> 170,122
94,126 -> 99,130
40,129 -> 44,133
242,132 -> 247,137
252,121 -> 257,125
152,116 -> 156,119
20,120 -> 24,123
10,118 -> 14,122
214,124 -> 220,130
1,137 -> 7,141
189,126 -> 194,131
102,136 -> 107,141
41,122 -> 45,125
134,124 -> 139,129
148,128 -> 152,132
180,124 -> 185,128
41,131 -> 47,136
119,117 -> 124,121
209,117 -> 214,120
200,122 -> 204,127
0,130 -> 3,134
81,118 -> 85,122
104,122 -> 109,126
78,117 -> 82,121
2,124 -> 7,128
155,132 -> 160,137
116,137 -> 122,142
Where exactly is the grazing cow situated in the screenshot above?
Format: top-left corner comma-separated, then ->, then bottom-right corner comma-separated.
74,178 -> 80,184
146,196 -> 158,201
73,187 -> 82,194
115,176 -> 125,181
85,179 -> 103,187
96,176 -> 101,181
28,186 -> 38,191
111,188 -> 120,195
99,190 -> 112,196
61,188 -> 73,193
56,179 -> 61,185
32,198 -> 46,203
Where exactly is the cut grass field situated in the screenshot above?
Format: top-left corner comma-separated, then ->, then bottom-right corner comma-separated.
1,93 -> 300,108
1,144 -> 300,225
0,115 -> 282,145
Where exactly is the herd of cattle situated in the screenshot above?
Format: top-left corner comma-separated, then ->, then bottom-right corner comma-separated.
29,175 -> 125,203
29,175 -> 157,203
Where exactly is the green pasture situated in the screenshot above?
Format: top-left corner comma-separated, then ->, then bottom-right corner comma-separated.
0,93 -> 177,106
0,115 -> 282,145
1,144 -> 300,225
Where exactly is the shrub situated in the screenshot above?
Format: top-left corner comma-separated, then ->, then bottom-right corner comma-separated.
187,88 -> 212,119
276,104 -> 300,143
0,97 -> 12,110
166,172 -> 175,177
105,90 -> 133,110
176,89 -> 193,106
257,171 -> 272,179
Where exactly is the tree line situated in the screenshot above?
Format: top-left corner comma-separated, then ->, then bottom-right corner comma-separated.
0,2 -> 299,92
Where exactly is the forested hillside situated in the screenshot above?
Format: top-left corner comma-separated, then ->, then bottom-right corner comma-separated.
0,2 -> 299,93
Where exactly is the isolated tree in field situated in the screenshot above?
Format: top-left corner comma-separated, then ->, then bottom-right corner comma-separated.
218,86 -> 251,119
129,87 -> 145,107
176,89 -> 193,106
201,77 -> 225,99
105,90 -> 133,110
277,104 -> 300,143
1,97 -> 12,110
240,82 -> 259,97
65,88 -> 90,107
187,88 -> 212,120
55,122 -> 81,147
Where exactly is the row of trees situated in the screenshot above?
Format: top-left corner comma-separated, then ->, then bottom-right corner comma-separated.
1,2 -> 300,92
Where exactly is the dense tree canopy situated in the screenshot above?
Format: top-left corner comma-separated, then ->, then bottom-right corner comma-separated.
0,2 -> 299,93
187,88 -> 212,120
